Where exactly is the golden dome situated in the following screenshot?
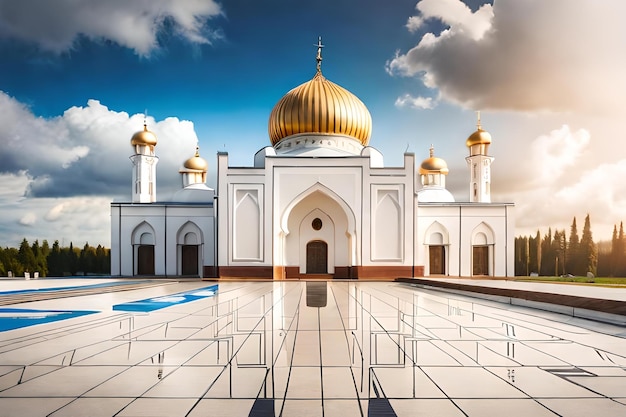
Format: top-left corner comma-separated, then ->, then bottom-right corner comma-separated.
183,147 -> 208,171
419,146 -> 449,175
131,124 -> 157,146
268,71 -> 372,146
466,111 -> 491,147
465,128 -> 492,147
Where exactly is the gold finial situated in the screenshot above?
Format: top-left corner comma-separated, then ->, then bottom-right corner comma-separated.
195,146 -> 200,157
143,109 -> 148,130
315,36 -> 324,73
476,110 -> 482,130
429,144 -> 434,158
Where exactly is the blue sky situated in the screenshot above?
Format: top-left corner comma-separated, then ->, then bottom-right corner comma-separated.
0,0 -> 625,248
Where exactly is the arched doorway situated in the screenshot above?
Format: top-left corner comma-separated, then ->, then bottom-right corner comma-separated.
471,224 -> 495,276
307,240 -> 328,274
132,224 -> 156,276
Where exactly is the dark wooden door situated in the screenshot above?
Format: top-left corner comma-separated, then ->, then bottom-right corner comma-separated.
429,246 -> 445,275
306,241 -> 328,274
181,245 -> 198,276
137,245 -> 155,275
472,246 -> 489,276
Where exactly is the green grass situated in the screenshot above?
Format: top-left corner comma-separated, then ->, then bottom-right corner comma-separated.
514,276 -> 626,286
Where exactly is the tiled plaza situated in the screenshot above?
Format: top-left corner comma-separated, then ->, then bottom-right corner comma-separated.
0,279 -> 625,416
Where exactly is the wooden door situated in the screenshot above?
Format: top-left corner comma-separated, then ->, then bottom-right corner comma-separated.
472,246 -> 489,276
429,246 -> 445,275
306,241 -> 328,274
137,245 -> 155,275
181,245 -> 198,276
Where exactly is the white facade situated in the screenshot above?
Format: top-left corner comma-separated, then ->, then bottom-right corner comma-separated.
110,54 -> 515,279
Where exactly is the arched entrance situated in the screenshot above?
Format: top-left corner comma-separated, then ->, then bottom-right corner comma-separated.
307,240 -> 328,274
177,223 -> 203,277
132,222 -> 156,276
471,223 -> 495,276
279,183 -> 358,278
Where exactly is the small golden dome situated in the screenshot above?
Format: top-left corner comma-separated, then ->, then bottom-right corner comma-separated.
183,147 -> 208,171
268,71 -> 372,146
465,128 -> 492,147
419,146 -> 449,175
131,124 -> 157,146
466,111 -> 491,147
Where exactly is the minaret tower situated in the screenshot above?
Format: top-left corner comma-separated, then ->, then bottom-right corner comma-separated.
465,112 -> 494,203
130,121 -> 159,203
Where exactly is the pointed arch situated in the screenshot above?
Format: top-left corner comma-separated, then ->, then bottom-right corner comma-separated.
280,182 -> 356,238
131,221 -> 156,276
131,221 -> 156,245
471,222 -> 495,276
176,221 -> 203,277
176,221 -> 204,245
373,189 -> 402,260
424,221 -> 450,245
471,222 -> 495,245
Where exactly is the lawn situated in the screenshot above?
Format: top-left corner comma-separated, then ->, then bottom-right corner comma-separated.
514,276 -> 626,287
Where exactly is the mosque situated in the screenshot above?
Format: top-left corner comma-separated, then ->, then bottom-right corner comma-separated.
110,41 -> 514,279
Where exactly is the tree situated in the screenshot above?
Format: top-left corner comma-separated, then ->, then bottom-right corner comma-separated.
528,231 -> 541,274
515,236 -> 529,276
580,214 -> 597,276
566,217 -> 581,275
18,239 -> 36,274
47,240 -> 63,277
540,228 -> 555,276
553,230 -> 566,276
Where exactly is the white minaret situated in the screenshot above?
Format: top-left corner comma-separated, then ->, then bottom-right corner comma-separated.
130,123 -> 159,203
465,112 -> 494,203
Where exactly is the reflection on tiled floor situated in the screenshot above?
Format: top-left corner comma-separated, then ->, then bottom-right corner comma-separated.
0,280 -> 625,416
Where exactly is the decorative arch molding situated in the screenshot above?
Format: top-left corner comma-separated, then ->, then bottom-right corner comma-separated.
471,222 -> 495,245
280,182 -> 356,239
176,221 -> 204,245
424,221 -> 450,245
131,221 -> 156,245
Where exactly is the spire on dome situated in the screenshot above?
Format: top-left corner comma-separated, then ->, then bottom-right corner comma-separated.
476,110 -> 482,130
315,36 -> 324,73
429,144 -> 434,158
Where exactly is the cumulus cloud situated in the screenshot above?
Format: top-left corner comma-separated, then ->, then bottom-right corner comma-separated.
0,91 -> 199,198
530,125 -> 590,184
388,0 -> 626,114
494,124 -> 626,240
395,93 -> 436,109
0,0 -> 223,55
0,92 -> 201,246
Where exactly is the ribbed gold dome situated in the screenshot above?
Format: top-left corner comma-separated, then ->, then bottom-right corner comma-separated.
419,147 -> 449,175
268,71 -> 372,146
131,124 -> 157,146
183,147 -> 208,171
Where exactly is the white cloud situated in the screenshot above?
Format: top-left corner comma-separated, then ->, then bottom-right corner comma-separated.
494,124 -> 626,241
0,0 -> 223,56
413,0 -> 493,41
387,0 -> 626,114
19,212 -> 36,226
0,92 -> 201,246
394,93 -> 435,109
406,16 -> 424,33
530,125 -> 590,183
